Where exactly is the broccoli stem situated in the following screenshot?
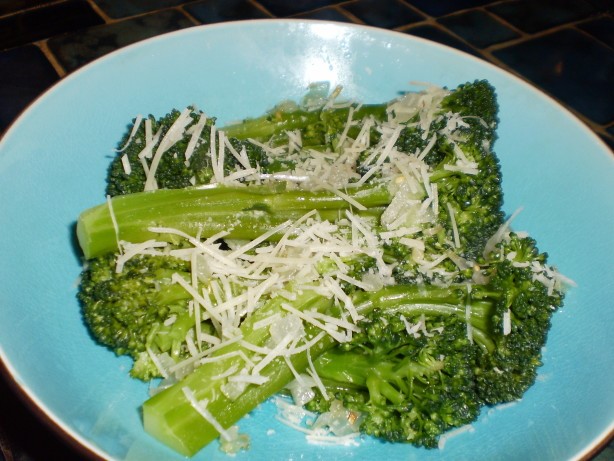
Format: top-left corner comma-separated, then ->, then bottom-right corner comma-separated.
142,290 -> 336,456
142,283 -> 497,456
221,105 -> 388,144
77,183 -> 390,259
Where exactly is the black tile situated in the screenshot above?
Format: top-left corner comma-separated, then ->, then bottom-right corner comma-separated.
47,9 -> 194,73
0,0 -> 56,16
488,0 -> 596,34
404,25 -> 480,57
578,16 -> 614,48
293,7 -> 353,22
493,29 -> 614,124
0,45 -> 59,133
601,133 -> 614,152
256,0 -> 346,16
584,0 -> 614,12
185,0 -> 270,24
0,0 -> 104,51
92,0 -> 193,19
342,0 -> 424,29
439,10 -> 520,48
403,0 -> 497,17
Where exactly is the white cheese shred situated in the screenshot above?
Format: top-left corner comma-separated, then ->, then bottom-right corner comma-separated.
106,194 -> 122,256
446,202 -> 461,248
115,114 -> 143,152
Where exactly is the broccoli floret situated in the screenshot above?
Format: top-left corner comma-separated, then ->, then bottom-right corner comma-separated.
78,252 -> 198,379
471,233 -> 564,403
106,108 -> 270,197
310,313 -> 479,448
393,80 -> 504,265
106,109 -> 211,196
299,233 -> 564,447
441,79 -> 499,130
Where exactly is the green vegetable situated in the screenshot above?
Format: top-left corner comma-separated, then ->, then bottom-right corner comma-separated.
76,183 -> 390,260
76,80 -> 569,457
308,233 -> 564,447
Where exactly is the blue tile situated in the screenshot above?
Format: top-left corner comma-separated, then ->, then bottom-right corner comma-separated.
0,45 -> 59,133
0,0 -> 104,50
185,0 -> 270,24
47,9 -> 194,72
578,16 -> 614,48
92,0 -> 194,19
293,7 -> 353,22
256,0 -> 346,16
488,0 -> 596,34
403,0 -> 496,17
342,0 -> 424,29
438,10 -> 520,48
493,29 -> 614,124
404,25 -> 480,57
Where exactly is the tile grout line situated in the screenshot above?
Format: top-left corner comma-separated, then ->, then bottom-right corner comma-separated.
247,0 -> 276,18
36,40 -> 67,78
83,0 -> 113,23
175,6 -> 203,26
0,0 -> 68,20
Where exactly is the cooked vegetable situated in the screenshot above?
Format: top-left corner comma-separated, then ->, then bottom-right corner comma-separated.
76,80 -> 569,456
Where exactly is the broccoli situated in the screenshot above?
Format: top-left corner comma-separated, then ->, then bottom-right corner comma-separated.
106,107 -> 270,197
75,80 -> 569,457
141,233 -> 565,454
78,252 -> 200,380
309,313 -> 479,448
302,233 -> 564,448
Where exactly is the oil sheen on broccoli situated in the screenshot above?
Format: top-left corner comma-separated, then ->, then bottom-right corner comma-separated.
75,80 -> 570,457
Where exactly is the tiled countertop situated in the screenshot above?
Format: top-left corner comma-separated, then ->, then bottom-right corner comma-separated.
0,1 -> 612,460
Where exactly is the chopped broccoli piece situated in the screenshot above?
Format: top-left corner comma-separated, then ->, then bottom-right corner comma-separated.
78,252 -> 201,379
310,313 -> 479,448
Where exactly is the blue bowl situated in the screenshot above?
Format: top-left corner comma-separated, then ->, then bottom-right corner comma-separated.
0,20 -> 612,461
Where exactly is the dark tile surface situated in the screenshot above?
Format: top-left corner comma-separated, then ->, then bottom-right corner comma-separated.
0,45 -> 59,133
94,0 -> 194,19
342,0 -> 424,29
0,0 -> 57,16
488,0 -> 597,33
578,15 -> 614,48
293,7 -> 353,22
404,25 -> 480,57
405,0 -> 496,17
439,10 -> 520,48
494,28 -> 614,124
0,372 -> 82,460
185,0 -> 270,24
257,0 -> 346,16
0,0 -> 104,50
48,9 -> 194,72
